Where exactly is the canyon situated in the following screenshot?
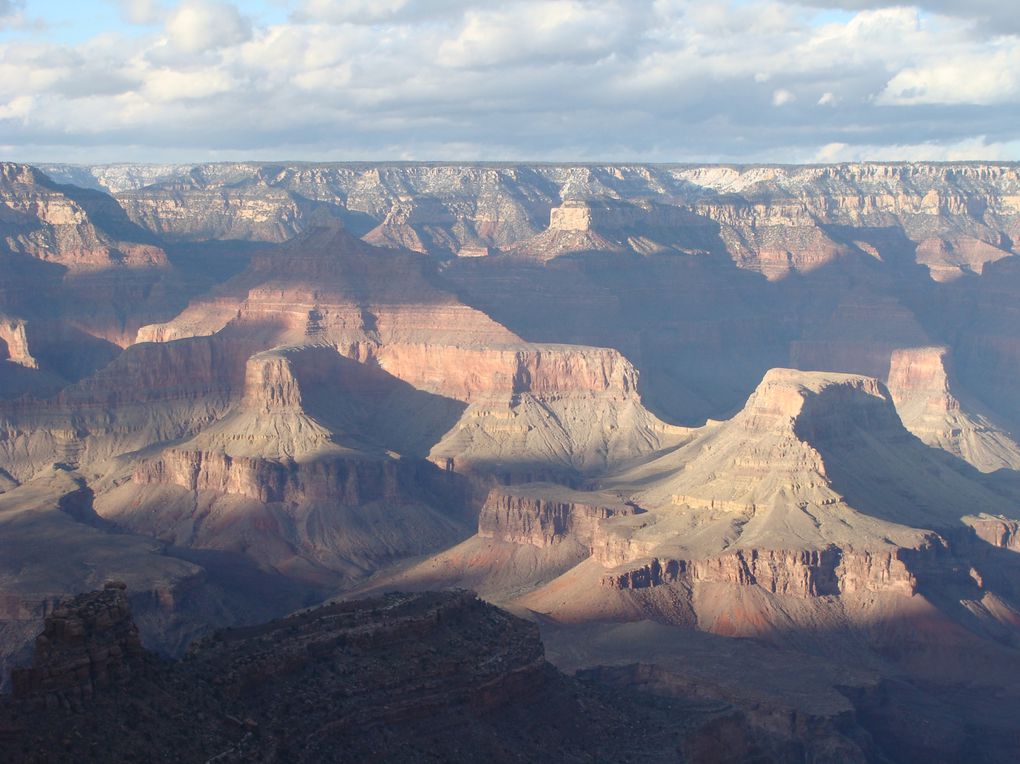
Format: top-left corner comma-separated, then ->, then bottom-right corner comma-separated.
3,160 -> 1020,760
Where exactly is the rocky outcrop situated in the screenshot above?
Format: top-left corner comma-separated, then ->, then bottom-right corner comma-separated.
499,367 -> 1020,648
376,342 -> 639,403
10,582 -> 142,707
39,161 -> 1016,266
478,487 -> 640,548
0,163 -> 161,271
964,515 -> 1020,552
1,589 -> 767,763
886,346 -> 1020,471
133,448 -> 451,506
578,662 -> 872,762
0,318 -> 36,369
184,591 -> 548,725
33,161 -> 1015,278
598,546 -> 927,597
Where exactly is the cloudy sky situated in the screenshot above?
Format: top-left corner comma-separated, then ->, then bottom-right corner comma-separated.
0,0 -> 1017,163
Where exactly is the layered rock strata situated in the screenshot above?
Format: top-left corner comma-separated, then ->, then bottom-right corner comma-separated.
478,486 -> 641,548
33,161 -> 1017,277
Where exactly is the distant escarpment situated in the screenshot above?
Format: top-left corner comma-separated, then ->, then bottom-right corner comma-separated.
36,161 -> 1020,278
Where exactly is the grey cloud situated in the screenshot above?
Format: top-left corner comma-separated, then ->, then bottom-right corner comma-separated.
0,0 -> 23,25
788,0 -> 1020,34
292,0 -> 490,25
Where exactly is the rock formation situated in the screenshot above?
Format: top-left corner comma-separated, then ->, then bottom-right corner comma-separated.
886,345 -> 1020,471
10,582 -> 142,707
0,467 -> 316,691
478,485 -> 641,548
3,160 -> 1020,761
0,588 -> 804,762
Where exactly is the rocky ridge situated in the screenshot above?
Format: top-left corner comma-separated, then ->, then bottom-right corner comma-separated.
0,587 -> 805,763
38,161 -> 1020,280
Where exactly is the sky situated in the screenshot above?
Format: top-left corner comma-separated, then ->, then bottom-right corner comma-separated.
0,0 -> 1018,163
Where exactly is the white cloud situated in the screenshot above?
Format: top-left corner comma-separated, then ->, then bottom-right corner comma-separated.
772,88 -> 795,106
296,0 -> 411,24
0,94 -> 33,120
817,92 -> 837,106
294,0 -> 486,25
144,67 -> 237,101
878,47 -> 1020,105
784,0 -> 1020,34
813,136 -> 1020,162
437,1 -> 636,69
165,0 -> 252,54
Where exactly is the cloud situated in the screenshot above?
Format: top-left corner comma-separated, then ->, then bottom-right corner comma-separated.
295,0 -> 410,24
293,0 -> 477,25
0,0 -> 1017,162
772,88 -> 795,106
0,0 -> 24,28
878,46 -> 1020,105
165,1 -> 252,54
813,136 -> 1020,162
783,0 -> 1020,34
116,0 -> 166,25
437,1 -> 639,69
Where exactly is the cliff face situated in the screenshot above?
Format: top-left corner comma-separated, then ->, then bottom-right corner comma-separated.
0,163 -> 165,271
103,344 -> 473,581
964,515 -> 1020,552
597,545 -> 930,598
0,163 -> 210,362
133,448 -> 455,508
886,346 -> 1020,471
478,487 -> 640,548
0,467 -> 317,694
